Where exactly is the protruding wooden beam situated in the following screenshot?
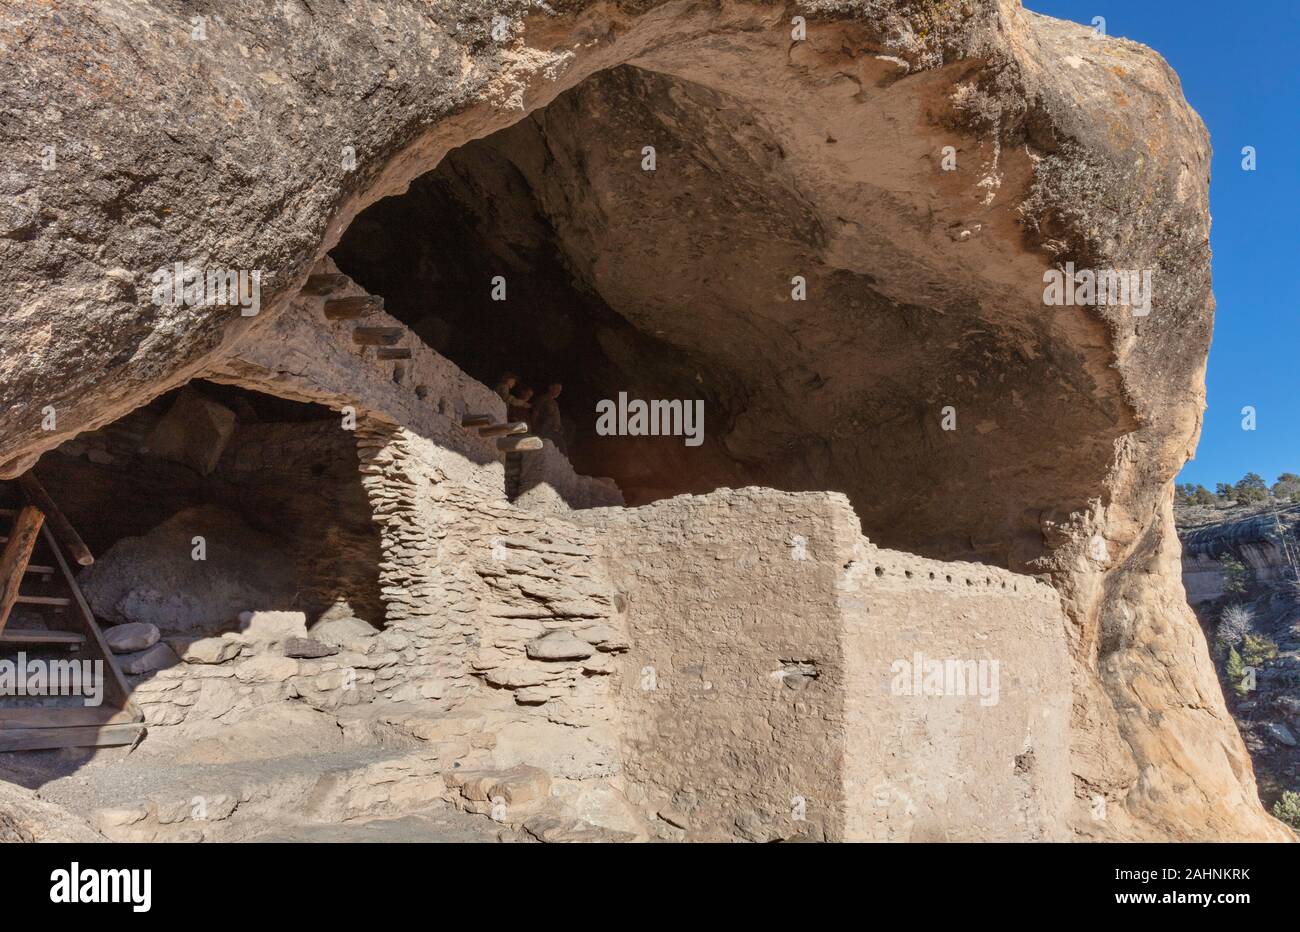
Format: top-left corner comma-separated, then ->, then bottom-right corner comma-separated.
479,421 -> 528,438
351,326 -> 404,346
376,347 -> 411,360
0,722 -> 145,753
303,273 -> 350,295
324,295 -> 384,319
497,435 -> 544,453
0,505 -> 44,633
461,414 -> 493,428
17,472 -> 92,566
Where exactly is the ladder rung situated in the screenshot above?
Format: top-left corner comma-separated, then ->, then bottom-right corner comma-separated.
0,706 -> 135,728
23,564 -> 55,575
15,595 -> 71,606
0,722 -> 143,752
0,629 -> 84,647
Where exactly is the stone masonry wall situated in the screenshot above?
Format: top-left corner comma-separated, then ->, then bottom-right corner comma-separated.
512,440 -> 624,512
838,538 -> 1072,841
354,421 -> 630,783
573,488 -> 1072,841
214,419 -> 384,625
173,265 -> 1075,840
574,488 -> 858,842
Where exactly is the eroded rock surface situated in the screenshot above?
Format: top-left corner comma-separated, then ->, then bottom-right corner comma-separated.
0,1 -> 1285,839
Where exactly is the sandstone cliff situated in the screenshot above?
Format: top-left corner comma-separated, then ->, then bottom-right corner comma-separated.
0,1 -> 1287,838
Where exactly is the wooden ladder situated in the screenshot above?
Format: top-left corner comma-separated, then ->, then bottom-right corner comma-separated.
0,473 -> 144,751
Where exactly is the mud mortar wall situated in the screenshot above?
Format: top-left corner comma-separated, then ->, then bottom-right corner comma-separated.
575,488 -> 856,841
839,541 -> 1071,841
574,489 -> 1071,841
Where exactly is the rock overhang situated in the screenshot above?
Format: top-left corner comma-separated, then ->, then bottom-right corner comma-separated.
0,0 -> 1285,840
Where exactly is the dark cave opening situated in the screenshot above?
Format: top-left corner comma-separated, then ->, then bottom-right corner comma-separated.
331,70 -> 746,507
331,64 -> 1132,572
21,380 -> 385,636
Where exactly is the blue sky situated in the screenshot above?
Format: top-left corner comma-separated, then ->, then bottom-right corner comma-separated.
1025,0 -> 1300,490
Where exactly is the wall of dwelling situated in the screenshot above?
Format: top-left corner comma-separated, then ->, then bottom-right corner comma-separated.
571,488 -> 1072,842
202,272 -> 634,786
181,263 -> 1075,841
127,610 -> 404,727
572,489 -> 858,842
837,539 -> 1072,842
352,422 -> 630,782
511,441 -> 624,513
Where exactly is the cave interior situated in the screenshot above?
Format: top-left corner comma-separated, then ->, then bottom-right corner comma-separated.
331,65 -> 1130,572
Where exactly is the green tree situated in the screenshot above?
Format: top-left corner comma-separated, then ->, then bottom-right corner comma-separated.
1235,472 -> 1269,504
1273,791 -> 1300,830
1224,647 -> 1249,697
1273,472 -> 1300,499
1193,485 -> 1215,506
1241,632 -> 1278,667
1215,482 -> 1235,500
1220,555 -> 1252,599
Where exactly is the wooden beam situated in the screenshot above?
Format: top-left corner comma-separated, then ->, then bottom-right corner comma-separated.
38,525 -> 141,720
0,722 -> 144,753
376,347 -> 411,360
0,706 -> 137,729
461,414 -> 492,428
497,435 -> 544,453
479,421 -> 528,438
302,273 -> 350,295
351,326 -> 404,346
18,472 -> 93,566
0,629 -> 83,648
14,594 -> 71,607
0,505 -> 44,633
324,295 -> 383,319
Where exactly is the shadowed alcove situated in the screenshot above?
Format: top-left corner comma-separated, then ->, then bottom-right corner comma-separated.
332,64 -> 1134,571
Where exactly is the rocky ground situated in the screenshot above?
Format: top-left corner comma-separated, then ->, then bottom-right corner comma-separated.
1194,594 -> 1300,810
1176,499 -> 1300,820
0,704 -> 616,843
1174,498 -> 1294,529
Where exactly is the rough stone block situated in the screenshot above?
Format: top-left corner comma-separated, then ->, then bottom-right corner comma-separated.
140,386 -> 237,475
